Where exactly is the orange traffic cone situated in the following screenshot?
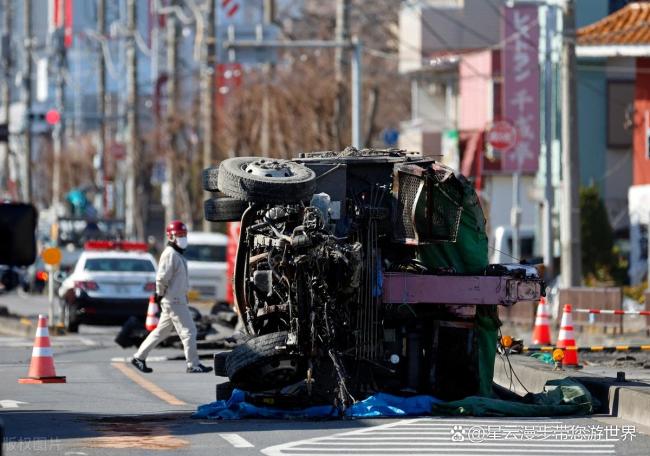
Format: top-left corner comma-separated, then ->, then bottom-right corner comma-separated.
532,297 -> 552,345
18,315 -> 66,384
145,295 -> 160,331
557,304 -> 580,367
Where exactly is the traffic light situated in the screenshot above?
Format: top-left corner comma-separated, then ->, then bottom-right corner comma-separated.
0,123 -> 7,142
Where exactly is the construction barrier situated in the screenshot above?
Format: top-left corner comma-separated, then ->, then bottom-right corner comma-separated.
573,308 -> 650,316
557,288 -> 623,334
646,292 -> 650,337
523,345 -> 650,353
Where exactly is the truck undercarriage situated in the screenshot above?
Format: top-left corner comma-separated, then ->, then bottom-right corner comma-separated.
203,149 -> 542,409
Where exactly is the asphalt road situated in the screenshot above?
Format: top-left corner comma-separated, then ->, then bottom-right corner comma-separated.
2,292 -> 650,455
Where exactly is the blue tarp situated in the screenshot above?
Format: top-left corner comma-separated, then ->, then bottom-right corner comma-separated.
192,389 -> 444,420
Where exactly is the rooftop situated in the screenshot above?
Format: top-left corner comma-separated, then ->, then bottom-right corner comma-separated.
578,2 -> 650,47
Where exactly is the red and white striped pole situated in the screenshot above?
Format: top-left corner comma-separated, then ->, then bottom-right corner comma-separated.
573,309 -> 650,316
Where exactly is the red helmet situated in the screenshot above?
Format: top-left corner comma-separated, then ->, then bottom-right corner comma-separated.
166,220 -> 187,240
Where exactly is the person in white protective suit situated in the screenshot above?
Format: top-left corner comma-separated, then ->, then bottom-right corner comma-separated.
131,220 -> 213,374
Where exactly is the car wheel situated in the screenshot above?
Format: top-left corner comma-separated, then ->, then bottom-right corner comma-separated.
225,331 -> 300,391
63,303 -> 80,333
217,157 -> 316,203
204,195 -> 248,222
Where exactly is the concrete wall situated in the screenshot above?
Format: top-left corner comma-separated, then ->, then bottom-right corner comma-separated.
419,0 -> 503,53
398,5 -> 424,73
482,174 -> 537,242
458,51 -> 494,131
633,58 -> 650,185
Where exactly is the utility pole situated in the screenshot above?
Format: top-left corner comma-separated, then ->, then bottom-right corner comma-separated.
97,0 -> 106,217
560,0 -> 582,287
542,4 -> 555,280
201,0 -> 216,231
511,171 -> 521,262
125,0 -> 138,239
51,5 -> 66,216
260,0 -> 275,158
22,0 -> 33,202
165,1 -> 180,225
334,0 -> 350,150
351,38 -> 362,149
0,0 -> 12,196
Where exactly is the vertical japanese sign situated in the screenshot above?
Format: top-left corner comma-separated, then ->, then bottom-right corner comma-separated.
502,4 -> 540,172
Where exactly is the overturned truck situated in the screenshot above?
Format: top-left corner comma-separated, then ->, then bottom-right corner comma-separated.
203,149 -> 542,409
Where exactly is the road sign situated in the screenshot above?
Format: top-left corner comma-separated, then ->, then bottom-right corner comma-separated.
486,120 -> 518,151
382,128 -> 399,147
42,247 -> 62,266
45,109 -> 61,126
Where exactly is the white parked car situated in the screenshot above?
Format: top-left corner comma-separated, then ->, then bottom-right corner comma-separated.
58,241 -> 157,332
185,232 -> 228,303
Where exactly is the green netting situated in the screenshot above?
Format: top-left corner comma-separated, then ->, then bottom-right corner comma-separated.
476,306 -> 500,397
431,378 -> 597,417
416,174 -> 499,398
417,174 -> 489,274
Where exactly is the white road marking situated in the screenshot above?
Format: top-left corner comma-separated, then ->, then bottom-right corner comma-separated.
79,337 -> 98,346
218,433 -> 255,448
0,400 -> 28,409
0,336 -> 99,348
262,418 -> 617,456
110,356 -> 169,363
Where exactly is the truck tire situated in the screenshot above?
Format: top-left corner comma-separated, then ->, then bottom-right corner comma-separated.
217,157 -> 316,203
202,166 -> 220,192
225,331 -> 300,391
216,381 -> 234,401
214,351 -> 229,377
204,196 -> 248,222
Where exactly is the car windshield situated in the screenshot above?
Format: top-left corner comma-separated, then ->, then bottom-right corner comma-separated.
184,244 -> 226,262
84,258 -> 155,272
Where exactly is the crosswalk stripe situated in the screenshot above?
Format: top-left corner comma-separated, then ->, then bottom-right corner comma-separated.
262,418 -> 617,456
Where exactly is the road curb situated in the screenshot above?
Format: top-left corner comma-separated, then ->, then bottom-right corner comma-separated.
494,354 -> 650,428
0,314 -> 34,337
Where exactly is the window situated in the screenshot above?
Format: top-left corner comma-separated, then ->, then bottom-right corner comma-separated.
84,258 -> 155,272
607,81 -> 634,148
184,244 -> 227,262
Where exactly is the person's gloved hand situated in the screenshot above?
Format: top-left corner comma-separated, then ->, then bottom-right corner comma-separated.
153,293 -> 163,304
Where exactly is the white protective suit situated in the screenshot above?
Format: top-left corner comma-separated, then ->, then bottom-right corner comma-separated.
134,244 -> 200,368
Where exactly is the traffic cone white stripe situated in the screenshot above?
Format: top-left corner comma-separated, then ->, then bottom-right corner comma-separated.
145,295 -> 160,331
557,304 -> 579,366
35,326 -> 49,337
32,347 -> 53,357
532,297 -> 552,345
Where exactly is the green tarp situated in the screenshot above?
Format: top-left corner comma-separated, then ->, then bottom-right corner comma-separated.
417,172 -> 499,398
432,378 -> 598,417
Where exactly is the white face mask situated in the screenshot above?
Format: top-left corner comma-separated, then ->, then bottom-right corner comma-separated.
176,237 -> 188,249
